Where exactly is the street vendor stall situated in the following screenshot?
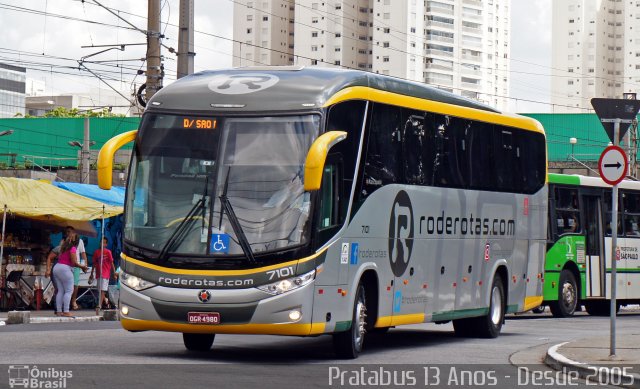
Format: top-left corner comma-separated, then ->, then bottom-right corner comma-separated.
0,177 -> 122,310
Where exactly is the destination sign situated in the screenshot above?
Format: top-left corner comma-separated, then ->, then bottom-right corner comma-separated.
180,117 -> 217,129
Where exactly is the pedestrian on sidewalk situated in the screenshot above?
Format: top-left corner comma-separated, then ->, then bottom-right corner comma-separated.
45,226 -> 73,313
52,232 -> 88,317
89,237 -> 115,309
45,246 -> 59,313
69,228 -> 88,310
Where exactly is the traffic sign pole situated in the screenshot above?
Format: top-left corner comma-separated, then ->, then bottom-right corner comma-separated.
610,119 -> 619,358
592,98 -> 640,359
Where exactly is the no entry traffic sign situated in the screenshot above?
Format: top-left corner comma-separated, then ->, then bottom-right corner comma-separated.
598,145 -> 628,185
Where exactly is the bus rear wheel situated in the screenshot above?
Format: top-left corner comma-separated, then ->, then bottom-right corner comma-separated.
453,274 -> 505,338
333,283 -> 367,359
549,269 -> 578,318
183,333 -> 215,351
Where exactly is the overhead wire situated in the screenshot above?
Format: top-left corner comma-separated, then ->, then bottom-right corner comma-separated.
0,0 -> 634,112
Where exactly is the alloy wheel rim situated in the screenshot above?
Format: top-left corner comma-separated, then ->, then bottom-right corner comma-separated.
562,282 -> 576,310
354,296 -> 366,349
490,286 -> 502,325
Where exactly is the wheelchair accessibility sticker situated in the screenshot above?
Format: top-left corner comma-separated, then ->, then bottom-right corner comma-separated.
211,234 -> 230,254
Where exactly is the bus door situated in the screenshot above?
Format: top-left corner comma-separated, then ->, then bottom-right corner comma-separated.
583,194 -> 605,297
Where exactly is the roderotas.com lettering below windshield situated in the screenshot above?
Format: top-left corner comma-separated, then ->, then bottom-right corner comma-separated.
419,211 -> 515,237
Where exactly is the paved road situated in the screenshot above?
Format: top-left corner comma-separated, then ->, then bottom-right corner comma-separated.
0,311 -> 637,388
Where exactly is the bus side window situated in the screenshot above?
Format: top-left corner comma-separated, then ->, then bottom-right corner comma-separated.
402,109 -> 427,185
467,121 -> 494,191
431,114 -> 466,188
604,190 -> 622,236
494,129 -> 515,191
554,187 -> 581,235
623,192 -> 640,237
361,103 -> 402,198
319,158 -> 342,230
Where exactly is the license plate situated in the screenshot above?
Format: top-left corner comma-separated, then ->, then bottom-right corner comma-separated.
187,312 -> 220,324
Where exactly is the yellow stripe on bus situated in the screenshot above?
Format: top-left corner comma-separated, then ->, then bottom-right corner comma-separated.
121,246 -> 327,277
374,313 -> 425,328
121,318 -> 326,335
324,86 -> 545,135
523,296 -> 544,312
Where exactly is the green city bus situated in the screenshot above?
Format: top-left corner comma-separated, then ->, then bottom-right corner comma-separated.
544,173 -> 640,317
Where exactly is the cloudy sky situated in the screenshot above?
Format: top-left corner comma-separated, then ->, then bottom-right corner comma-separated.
0,0 -> 552,114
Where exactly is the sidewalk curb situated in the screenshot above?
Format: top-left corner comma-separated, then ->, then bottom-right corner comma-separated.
30,316 -> 103,323
545,342 -> 640,389
1,310 -> 120,324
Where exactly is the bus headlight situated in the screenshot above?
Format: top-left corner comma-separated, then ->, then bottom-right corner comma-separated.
121,272 -> 156,291
257,269 -> 315,295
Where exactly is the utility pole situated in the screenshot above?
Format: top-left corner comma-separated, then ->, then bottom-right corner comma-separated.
177,0 -> 195,79
82,117 -> 90,184
146,0 -> 163,101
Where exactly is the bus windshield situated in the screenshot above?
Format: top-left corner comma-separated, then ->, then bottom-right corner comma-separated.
125,113 -> 320,260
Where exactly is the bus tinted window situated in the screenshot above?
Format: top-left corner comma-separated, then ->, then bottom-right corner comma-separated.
466,120 -> 495,190
402,110 -> 429,185
622,192 -> 640,237
361,104 -> 402,196
358,102 -> 545,198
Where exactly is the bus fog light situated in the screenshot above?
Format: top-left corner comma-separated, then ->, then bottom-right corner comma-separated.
289,310 -> 301,321
121,306 -> 129,316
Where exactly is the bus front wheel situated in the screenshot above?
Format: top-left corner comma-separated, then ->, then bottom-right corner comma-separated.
183,333 -> 215,352
333,283 -> 367,359
549,269 -> 578,318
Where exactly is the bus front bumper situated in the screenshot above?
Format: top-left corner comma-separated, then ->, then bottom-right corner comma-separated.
118,282 -> 326,336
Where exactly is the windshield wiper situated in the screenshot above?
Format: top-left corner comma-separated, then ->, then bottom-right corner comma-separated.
158,175 -> 209,262
219,167 -> 256,263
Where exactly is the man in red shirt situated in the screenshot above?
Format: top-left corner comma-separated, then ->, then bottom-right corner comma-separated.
89,237 -> 115,309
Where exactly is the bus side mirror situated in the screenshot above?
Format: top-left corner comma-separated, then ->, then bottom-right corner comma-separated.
304,131 -> 347,191
97,130 -> 138,190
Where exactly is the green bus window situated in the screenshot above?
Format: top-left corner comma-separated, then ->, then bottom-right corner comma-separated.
622,192 -> 640,237
603,190 -> 622,236
554,187 -> 581,235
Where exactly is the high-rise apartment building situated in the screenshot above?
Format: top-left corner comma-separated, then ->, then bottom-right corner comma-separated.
551,0 -> 639,112
233,0 -> 511,110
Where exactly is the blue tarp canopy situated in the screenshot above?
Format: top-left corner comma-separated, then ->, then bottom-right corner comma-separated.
53,182 -> 125,206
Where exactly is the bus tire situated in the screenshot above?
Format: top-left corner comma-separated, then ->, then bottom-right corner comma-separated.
183,333 -> 215,351
453,274 -> 505,338
333,283 -> 367,359
549,269 -> 578,318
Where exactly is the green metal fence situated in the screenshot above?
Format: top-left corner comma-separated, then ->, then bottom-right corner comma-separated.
0,114 -> 636,167
0,117 -> 139,168
522,113 -> 639,162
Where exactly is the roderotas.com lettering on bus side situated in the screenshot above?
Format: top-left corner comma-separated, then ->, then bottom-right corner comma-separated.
419,211 -> 515,237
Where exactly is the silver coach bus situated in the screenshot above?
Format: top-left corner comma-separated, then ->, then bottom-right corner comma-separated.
98,66 -> 547,358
